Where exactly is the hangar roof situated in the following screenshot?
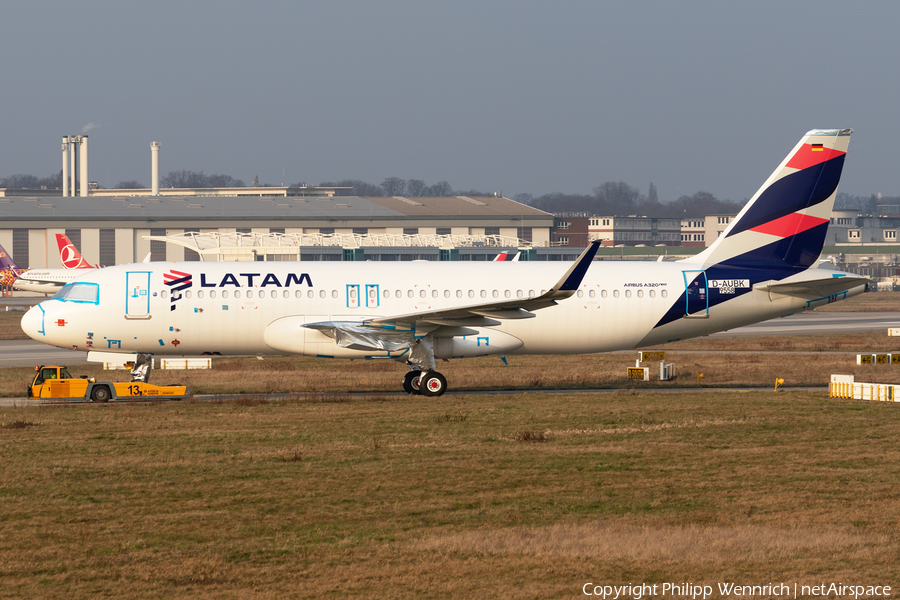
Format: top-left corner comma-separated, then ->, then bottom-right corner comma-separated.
0,195 -> 551,224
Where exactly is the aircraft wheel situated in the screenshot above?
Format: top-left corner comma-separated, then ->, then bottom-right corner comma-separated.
402,371 -> 422,395
90,386 -> 111,403
420,372 -> 447,397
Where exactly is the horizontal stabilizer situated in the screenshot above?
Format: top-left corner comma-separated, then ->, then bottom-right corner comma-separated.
754,273 -> 869,297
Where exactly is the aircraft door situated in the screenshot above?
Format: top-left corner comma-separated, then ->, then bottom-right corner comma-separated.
126,271 -> 151,319
365,284 -> 379,308
682,270 -> 708,318
346,284 -> 360,309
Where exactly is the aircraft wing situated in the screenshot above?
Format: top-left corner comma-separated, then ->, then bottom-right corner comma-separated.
754,272 -> 870,297
304,242 -> 600,347
366,241 -> 598,328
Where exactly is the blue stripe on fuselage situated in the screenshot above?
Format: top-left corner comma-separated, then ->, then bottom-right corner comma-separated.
652,224 -> 829,329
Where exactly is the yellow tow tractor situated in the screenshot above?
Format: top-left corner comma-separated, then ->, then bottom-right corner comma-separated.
28,365 -> 190,403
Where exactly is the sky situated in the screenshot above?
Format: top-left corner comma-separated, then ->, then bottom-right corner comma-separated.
1,1 -> 897,203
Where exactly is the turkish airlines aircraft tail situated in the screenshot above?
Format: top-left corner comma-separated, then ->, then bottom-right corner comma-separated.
56,234 -> 98,269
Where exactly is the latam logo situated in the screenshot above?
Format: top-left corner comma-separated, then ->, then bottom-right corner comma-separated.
199,272 -> 313,288
163,271 -> 314,310
164,270 -> 192,311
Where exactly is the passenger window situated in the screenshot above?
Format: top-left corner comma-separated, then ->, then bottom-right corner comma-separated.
649,290 -> 655,298
197,290 -> 204,299
661,290 -> 668,298
492,290 -> 499,298
222,290 -> 229,299
577,290 -> 583,298
504,290 -> 510,298
601,290 -> 607,298
517,290 -> 523,298
625,290 -> 632,298
272,290 -> 278,298
457,290 -> 462,298
613,290 -> 619,298
332,290 -> 338,298
469,290 -> 475,298
384,290 -> 390,298
480,290 -> 487,298
432,290 -> 438,298
210,290 -> 216,299
637,290 -> 643,298
307,290 -> 313,298
444,290 -> 450,298
408,290 -> 414,298
395,290 -> 401,298
185,291 -> 192,299
320,290 -> 326,298
161,290 -> 168,299
283,290 -> 289,298
235,290 -> 241,299
528,290 -> 535,297
420,290 -> 426,298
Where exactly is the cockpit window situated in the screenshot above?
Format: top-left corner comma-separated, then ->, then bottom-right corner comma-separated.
51,282 -> 100,305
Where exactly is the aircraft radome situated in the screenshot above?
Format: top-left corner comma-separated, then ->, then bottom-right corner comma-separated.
21,129 -> 868,396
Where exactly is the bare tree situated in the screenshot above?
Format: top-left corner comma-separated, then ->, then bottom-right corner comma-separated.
1,174 -> 40,188
114,180 -> 145,189
406,179 -> 427,196
381,177 -> 407,196
426,181 -> 454,197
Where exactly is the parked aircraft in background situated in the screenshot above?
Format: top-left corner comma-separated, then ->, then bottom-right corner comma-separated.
56,233 -> 98,269
14,234 -> 100,294
493,251 -> 520,261
0,244 -> 25,288
22,129 -> 867,396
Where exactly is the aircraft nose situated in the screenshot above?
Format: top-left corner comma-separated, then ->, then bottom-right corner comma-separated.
20,304 -> 45,341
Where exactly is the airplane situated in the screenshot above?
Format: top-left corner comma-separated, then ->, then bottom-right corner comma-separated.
493,251 -> 520,261
13,234 -> 144,294
57,233 -> 99,269
14,234 -> 99,294
21,129 -> 867,397
0,243 -> 25,288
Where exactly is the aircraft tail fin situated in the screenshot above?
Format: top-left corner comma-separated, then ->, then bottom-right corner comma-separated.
56,233 -> 96,268
0,243 -> 20,270
691,129 -> 852,272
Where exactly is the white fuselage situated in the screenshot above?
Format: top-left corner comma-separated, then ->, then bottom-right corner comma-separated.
20,260 -> 865,358
14,268 -> 95,294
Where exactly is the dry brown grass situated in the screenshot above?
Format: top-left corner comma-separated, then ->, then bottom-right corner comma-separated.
7,339 -> 900,398
1,390 -> 899,598
0,310 -> 27,340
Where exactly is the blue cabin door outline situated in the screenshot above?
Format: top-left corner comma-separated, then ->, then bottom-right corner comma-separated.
682,270 -> 709,318
126,271 -> 151,319
365,284 -> 379,308
346,284 -> 360,309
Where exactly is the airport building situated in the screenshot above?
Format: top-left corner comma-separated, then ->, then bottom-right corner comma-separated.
0,193 -> 556,269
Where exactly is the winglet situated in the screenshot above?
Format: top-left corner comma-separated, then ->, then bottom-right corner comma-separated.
550,241 -> 601,294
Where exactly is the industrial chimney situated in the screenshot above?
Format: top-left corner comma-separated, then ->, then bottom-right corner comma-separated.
79,135 -> 89,197
151,141 -> 160,195
62,136 -> 70,197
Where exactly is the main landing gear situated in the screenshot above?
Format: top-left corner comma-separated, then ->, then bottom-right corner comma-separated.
402,370 -> 447,397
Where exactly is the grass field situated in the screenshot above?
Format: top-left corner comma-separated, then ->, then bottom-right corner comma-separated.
1,390 -> 898,598
2,293 -> 900,597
